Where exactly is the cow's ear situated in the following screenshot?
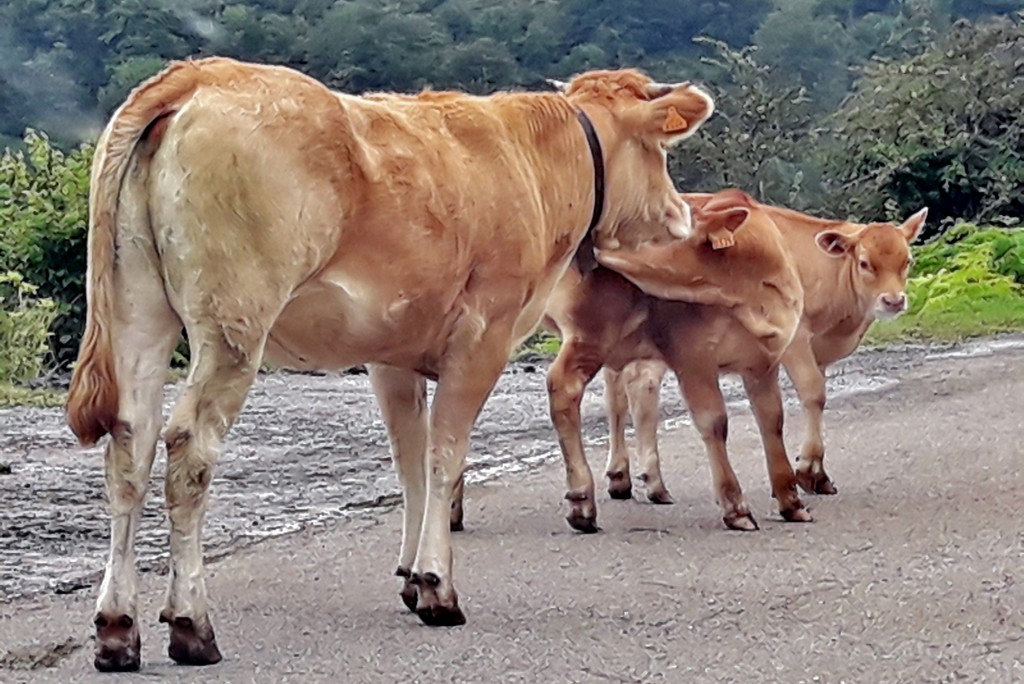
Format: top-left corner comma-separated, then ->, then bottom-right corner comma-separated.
643,83 -> 715,146
901,208 -> 927,243
815,230 -> 855,257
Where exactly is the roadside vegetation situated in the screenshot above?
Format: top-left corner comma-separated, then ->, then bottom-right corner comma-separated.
1,2 -> 1022,403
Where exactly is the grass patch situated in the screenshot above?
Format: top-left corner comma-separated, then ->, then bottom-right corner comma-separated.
0,382 -> 65,408
866,224 -> 1024,344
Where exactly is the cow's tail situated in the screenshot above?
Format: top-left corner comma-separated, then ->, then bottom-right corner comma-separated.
66,60 -> 207,446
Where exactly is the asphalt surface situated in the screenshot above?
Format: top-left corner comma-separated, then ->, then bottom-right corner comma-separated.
0,337 -> 1022,682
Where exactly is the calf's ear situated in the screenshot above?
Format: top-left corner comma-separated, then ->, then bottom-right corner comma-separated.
901,208 -> 928,243
815,230 -> 855,257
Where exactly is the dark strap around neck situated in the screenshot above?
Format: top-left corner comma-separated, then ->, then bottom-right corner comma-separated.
574,108 -> 605,271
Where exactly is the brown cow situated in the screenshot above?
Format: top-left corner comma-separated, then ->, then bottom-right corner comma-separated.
602,193 -> 926,503
65,56 -> 715,670
541,189 -> 816,533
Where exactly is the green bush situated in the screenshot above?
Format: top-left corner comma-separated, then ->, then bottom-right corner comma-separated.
0,271 -> 58,384
0,130 -> 92,368
827,15 -> 1024,235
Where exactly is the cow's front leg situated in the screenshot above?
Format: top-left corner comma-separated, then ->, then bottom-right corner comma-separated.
411,329 -> 511,626
368,364 -> 428,612
548,340 -> 606,533
783,342 -> 836,495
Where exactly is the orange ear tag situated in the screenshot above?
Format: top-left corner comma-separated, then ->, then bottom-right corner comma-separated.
662,106 -> 688,134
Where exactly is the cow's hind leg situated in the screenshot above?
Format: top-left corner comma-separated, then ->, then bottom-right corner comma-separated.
159,319 -> 269,665
410,322 -> 515,626
368,364 -> 428,612
742,372 -> 811,523
674,368 -> 757,530
625,360 -> 672,504
93,234 -> 182,672
602,366 -> 633,500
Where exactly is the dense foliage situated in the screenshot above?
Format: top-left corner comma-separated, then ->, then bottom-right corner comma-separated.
1,1 -> 1023,376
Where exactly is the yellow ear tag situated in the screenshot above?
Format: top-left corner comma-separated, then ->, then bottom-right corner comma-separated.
662,106 -> 688,134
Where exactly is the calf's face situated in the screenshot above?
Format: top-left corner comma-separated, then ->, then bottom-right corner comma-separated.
815,208 -> 927,319
556,70 -> 715,247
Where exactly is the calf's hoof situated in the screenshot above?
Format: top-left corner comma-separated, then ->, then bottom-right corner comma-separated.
160,612 -> 223,666
646,486 -> 674,505
565,491 -> 600,533
396,566 -> 418,612
781,503 -> 813,523
411,572 -> 466,627
724,511 -> 759,531
795,463 -> 837,495
94,613 -> 141,672
566,510 -> 600,534
606,471 -> 633,500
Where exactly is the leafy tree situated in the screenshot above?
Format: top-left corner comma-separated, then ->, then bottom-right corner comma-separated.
825,14 -> 1024,235
671,39 -> 822,208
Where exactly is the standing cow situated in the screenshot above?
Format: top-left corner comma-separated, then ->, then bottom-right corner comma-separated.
601,191 -> 925,503
66,56 -> 715,670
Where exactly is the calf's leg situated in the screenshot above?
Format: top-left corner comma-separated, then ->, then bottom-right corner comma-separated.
742,372 -> 812,523
624,360 -> 672,504
602,366 -> 633,500
674,368 -> 757,530
548,340 -> 606,533
783,342 -> 837,494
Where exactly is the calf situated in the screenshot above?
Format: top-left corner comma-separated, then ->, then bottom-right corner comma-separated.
603,192 -> 926,503
544,190 -> 814,532
66,57 -> 716,670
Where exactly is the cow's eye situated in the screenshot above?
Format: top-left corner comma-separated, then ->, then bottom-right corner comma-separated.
859,258 -> 872,271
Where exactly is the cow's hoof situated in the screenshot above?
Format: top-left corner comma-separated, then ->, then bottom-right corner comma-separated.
449,519 -> 465,532
411,573 -> 466,627
781,504 -> 813,523
396,566 -> 418,612
160,612 -> 223,666
607,472 -> 633,500
646,487 -> 674,505
94,613 -> 141,672
724,512 -> 760,531
796,466 -> 837,495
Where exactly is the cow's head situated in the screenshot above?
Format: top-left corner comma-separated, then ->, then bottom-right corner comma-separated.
815,208 -> 927,319
550,70 -> 715,249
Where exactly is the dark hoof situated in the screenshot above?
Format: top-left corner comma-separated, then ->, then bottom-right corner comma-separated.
646,488 -> 674,505
566,511 -> 601,534
396,566 -> 418,612
449,519 -> 465,532
94,613 -> 141,672
781,504 -> 813,523
400,580 -> 419,612
416,601 -> 467,627
796,466 -> 837,495
411,572 -> 466,626
160,612 -> 223,666
606,471 -> 633,500
724,512 -> 760,531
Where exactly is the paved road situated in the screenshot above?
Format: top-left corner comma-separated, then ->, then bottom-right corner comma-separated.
1,339 -> 1022,682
